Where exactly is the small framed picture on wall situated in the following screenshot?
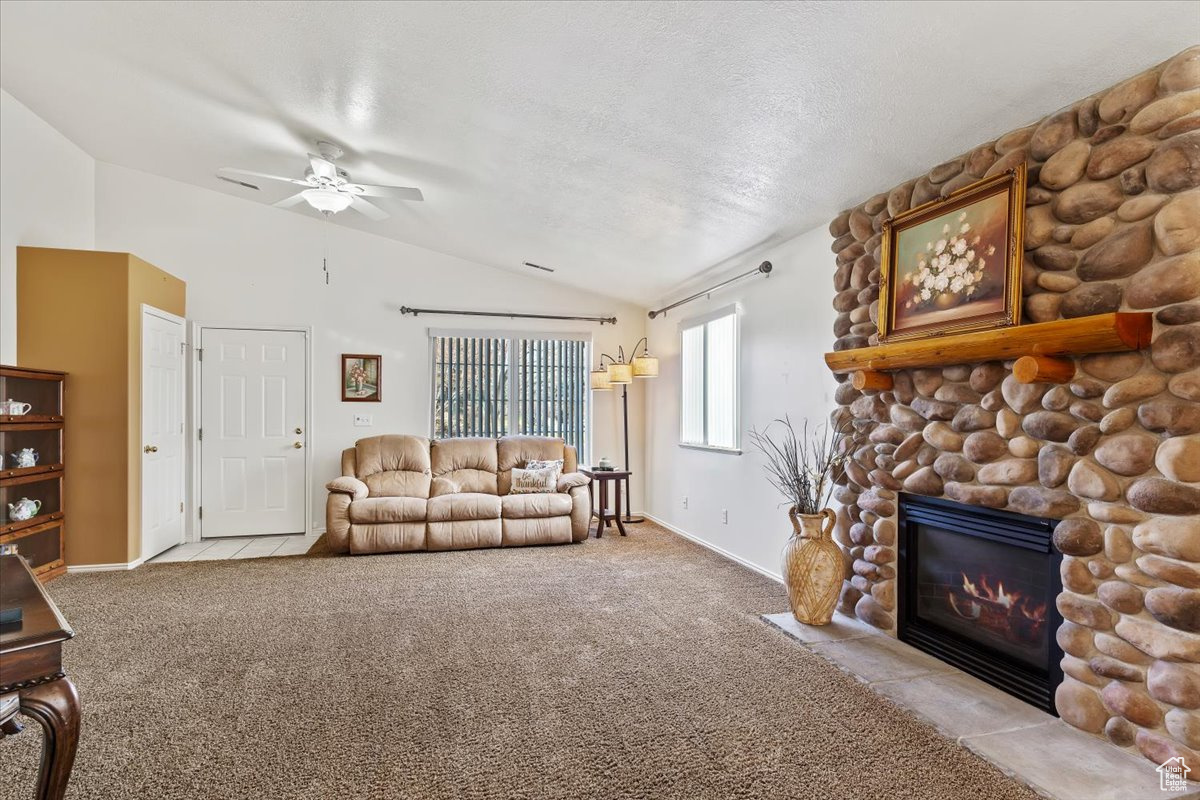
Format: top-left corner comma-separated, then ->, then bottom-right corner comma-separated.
341,354 -> 381,402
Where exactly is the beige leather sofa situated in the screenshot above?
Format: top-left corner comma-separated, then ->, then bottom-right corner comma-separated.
325,435 -> 591,554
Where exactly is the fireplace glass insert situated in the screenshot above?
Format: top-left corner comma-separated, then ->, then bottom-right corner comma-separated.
898,494 -> 1063,713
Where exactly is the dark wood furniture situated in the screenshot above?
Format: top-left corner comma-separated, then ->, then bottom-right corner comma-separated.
0,366 -> 66,582
0,554 -> 79,799
581,468 -> 631,538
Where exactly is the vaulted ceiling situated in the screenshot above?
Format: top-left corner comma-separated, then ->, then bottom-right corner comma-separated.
1,1 -> 1195,304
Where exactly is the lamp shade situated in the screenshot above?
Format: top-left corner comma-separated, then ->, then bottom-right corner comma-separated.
590,367 -> 613,391
606,361 -> 633,385
632,353 -> 659,378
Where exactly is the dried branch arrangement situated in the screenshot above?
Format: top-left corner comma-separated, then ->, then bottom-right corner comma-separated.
747,416 -> 855,516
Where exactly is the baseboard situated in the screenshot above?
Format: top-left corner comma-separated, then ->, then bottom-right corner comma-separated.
642,513 -> 784,584
67,558 -> 145,573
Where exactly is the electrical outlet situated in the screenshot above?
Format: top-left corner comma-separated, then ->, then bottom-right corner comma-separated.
722,509 -> 728,524
353,413 -> 373,427
682,496 -> 688,509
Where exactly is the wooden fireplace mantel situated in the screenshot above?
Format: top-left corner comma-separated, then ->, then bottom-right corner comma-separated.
824,312 -> 1152,388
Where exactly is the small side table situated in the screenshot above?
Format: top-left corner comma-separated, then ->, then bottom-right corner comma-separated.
580,468 -> 631,537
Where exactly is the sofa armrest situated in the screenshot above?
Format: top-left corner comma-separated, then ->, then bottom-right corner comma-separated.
326,476 -> 369,500
557,471 -> 590,492
568,484 -> 591,542
325,493 -> 353,554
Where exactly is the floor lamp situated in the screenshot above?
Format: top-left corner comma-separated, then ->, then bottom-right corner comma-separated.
590,338 -> 658,523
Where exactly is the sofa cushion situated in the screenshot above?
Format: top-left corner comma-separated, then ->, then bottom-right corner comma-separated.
497,435 -> 566,495
430,437 -> 498,496
354,435 -> 432,498
509,466 -> 558,494
501,493 -> 573,519
525,458 -> 563,477
348,497 -> 427,524
427,492 -> 502,522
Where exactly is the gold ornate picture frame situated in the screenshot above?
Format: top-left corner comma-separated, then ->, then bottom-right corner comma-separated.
878,164 -> 1026,343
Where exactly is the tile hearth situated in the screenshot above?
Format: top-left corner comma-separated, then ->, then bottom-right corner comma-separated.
763,612 -> 1196,800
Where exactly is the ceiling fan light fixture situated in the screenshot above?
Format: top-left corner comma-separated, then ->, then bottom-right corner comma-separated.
301,187 -> 353,214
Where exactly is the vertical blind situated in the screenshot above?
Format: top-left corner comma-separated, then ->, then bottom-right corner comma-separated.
431,333 -> 589,459
680,308 -> 739,449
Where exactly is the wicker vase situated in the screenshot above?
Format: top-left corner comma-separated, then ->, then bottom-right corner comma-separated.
782,507 -> 841,626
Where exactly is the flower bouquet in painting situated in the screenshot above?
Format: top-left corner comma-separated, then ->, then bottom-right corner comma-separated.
902,211 -> 998,313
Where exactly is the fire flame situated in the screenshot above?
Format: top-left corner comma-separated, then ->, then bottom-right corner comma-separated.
958,572 -> 1046,622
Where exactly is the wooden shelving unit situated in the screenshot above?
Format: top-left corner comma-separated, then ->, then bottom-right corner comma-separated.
824,312 -> 1152,389
0,365 -> 66,581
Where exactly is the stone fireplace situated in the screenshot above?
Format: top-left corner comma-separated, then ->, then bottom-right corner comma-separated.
827,46 -> 1200,771
898,494 -> 1064,713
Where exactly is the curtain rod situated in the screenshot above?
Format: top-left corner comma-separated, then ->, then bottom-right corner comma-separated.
647,261 -> 772,319
400,306 -> 617,325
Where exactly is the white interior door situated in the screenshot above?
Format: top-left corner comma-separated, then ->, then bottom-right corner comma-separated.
200,328 -> 307,537
142,306 -> 186,560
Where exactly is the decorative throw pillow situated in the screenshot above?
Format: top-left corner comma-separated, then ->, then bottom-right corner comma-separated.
525,458 -> 564,478
509,466 -> 558,494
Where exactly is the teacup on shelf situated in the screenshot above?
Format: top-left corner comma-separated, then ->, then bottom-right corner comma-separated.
1,399 -> 32,416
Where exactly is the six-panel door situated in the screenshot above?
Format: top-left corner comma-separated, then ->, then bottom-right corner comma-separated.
200,328 -> 307,537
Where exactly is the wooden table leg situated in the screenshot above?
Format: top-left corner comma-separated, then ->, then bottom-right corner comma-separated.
20,678 -> 80,800
597,480 -> 607,538
613,479 -> 627,537
587,478 -> 594,525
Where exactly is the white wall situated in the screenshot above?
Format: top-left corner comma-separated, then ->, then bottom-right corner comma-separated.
93,163 -> 647,531
0,90 -> 96,363
643,226 -> 838,579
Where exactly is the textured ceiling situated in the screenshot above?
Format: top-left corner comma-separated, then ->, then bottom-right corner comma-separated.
1,1 -> 1196,304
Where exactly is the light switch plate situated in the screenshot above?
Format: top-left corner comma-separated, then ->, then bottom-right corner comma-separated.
353,413 -> 373,427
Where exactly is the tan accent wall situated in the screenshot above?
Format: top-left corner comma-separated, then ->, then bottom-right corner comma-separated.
16,247 -> 185,566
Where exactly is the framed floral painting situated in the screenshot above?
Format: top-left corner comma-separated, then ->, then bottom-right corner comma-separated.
341,354 -> 381,402
878,164 -> 1026,343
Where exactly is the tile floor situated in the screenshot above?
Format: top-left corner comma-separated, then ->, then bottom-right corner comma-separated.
763,612 -> 1198,800
148,533 -> 321,563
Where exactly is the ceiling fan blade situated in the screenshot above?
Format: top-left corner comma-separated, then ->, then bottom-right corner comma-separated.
218,167 -> 308,186
351,183 -> 424,201
273,193 -> 307,209
350,195 -> 389,221
308,154 -> 338,182
217,175 -> 260,191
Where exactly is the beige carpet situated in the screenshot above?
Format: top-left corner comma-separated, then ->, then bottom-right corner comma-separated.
0,523 -> 1037,800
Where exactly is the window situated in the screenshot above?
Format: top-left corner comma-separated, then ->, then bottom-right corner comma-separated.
680,306 -> 739,451
430,331 -> 589,460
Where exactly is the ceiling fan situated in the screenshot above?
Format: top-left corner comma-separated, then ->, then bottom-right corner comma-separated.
217,141 -> 423,221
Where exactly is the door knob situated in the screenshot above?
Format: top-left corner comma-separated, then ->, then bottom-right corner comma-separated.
293,442 -> 303,449
144,445 -> 158,454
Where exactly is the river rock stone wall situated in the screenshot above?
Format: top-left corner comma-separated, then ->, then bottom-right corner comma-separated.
828,47 -> 1200,770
